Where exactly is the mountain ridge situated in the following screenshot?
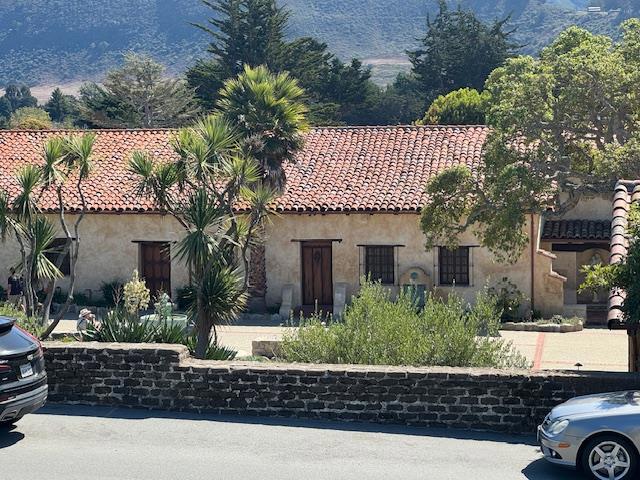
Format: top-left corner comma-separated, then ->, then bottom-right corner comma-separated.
0,0 -> 633,87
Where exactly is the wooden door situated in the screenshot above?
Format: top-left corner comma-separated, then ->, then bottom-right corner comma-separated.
140,242 -> 171,299
301,241 -> 333,306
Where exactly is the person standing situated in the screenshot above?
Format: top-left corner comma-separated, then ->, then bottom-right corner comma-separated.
7,268 -> 24,310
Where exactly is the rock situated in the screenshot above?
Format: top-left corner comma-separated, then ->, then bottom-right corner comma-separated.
252,336 -> 283,358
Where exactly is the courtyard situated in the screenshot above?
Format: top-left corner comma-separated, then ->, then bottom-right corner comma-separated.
52,319 -> 629,372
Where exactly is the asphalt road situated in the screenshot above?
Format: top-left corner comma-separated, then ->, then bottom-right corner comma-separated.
0,405 -> 584,480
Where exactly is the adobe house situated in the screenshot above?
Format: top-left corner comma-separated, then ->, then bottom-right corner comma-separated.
0,126 -> 614,322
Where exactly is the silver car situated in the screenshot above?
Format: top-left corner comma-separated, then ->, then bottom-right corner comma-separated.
538,391 -> 640,480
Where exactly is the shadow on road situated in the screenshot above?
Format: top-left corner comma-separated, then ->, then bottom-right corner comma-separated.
36,403 -> 538,445
521,458 -> 583,479
0,425 -> 25,449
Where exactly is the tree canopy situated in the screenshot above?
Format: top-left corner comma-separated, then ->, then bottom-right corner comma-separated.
80,53 -> 201,128
186,0 -> 375,125
419,88 -> 488,125
44,88 -> 79,124
408,1 -> 516,103
421,20 -> 640,262
217,64 -> 308,190
9,107 -> 53,130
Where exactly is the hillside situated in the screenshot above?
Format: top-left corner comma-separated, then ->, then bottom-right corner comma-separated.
0,0 -> 633,87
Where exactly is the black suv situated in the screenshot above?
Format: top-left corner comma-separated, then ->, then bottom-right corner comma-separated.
0,316 -> 47,426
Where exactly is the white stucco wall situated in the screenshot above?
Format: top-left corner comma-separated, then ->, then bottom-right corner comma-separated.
264,213 -> 541,312
0,213 -> 189,299
557,194 -> 612,220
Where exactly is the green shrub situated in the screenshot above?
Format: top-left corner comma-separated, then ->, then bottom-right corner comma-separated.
183,334 -> 237,360
0,303 -> 43,337
154,320 -> 189,344
488,277 -> 526,322
540,315 -> 582,326
281,281 -> 529,369
419,88 -> 488,125
100,280 -> 124,307
52,289 -> 67,304
72,292 -> 89,305
175,286 -> 193,311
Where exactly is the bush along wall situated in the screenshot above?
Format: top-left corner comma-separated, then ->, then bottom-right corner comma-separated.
43,343 -> 640,434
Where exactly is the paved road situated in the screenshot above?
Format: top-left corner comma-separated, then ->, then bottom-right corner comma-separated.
1,405 -> 584,480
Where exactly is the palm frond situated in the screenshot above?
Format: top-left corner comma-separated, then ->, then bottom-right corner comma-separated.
188,263 -> 247,326
29,215 -> 63,281
13,165 -> 42,221
64,133 -> 96,179
174,190 -> 227,271
129,150 -> 156,197
41,137 -> 68,188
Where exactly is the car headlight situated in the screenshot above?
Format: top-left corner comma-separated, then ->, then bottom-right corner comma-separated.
547,419 -> 569,435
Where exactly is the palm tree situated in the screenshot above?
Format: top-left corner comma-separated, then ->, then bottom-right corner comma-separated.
130,115 -> 273,358
217,65 -> 308,310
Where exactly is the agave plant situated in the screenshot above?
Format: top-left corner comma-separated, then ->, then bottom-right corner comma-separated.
84,309 -> 157,343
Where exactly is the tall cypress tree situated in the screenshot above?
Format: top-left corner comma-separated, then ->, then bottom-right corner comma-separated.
408,0 -> 516,101
187,0 -> 375,125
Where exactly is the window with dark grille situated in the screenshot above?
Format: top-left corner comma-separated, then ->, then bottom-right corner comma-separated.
45,238 -> 71,276
364,246 -> 395,284
438,247 -> 470,286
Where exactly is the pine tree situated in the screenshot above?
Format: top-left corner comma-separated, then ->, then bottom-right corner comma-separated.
44,88 -> 79,123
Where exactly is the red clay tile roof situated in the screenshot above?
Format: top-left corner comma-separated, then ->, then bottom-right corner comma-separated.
608,180 -> 640,329
0,125 -> 488,213
542,219 -> 611,241
0,129 -> 175,213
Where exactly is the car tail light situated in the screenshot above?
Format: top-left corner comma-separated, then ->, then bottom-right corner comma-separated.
0,363 -> 10,373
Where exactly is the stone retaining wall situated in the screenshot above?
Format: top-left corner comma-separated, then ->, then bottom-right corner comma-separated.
43,342 -> 640,434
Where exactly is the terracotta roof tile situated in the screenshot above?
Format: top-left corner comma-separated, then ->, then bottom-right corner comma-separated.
607,180 -> 640,329
541,219 -> 611,241
0,125 -> 488,213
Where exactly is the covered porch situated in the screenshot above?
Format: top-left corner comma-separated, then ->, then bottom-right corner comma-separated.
541,219 -> 611,325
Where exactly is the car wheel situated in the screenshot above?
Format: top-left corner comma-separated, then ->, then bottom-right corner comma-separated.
580,435 -> 638,480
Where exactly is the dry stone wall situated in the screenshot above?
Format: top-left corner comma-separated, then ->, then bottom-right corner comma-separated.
43,342 -> 640,434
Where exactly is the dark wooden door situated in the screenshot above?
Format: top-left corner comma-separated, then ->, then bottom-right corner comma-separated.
140,242 -> 171,298
301,241 -> 333,306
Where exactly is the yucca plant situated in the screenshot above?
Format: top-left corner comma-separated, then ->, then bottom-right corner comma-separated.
0,166 -> 64,317
0,132 -> 97,333
130,115 -> 272,359
184,334 -> 237,360
153,320 -> 190,344
39,133 -> 96,339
